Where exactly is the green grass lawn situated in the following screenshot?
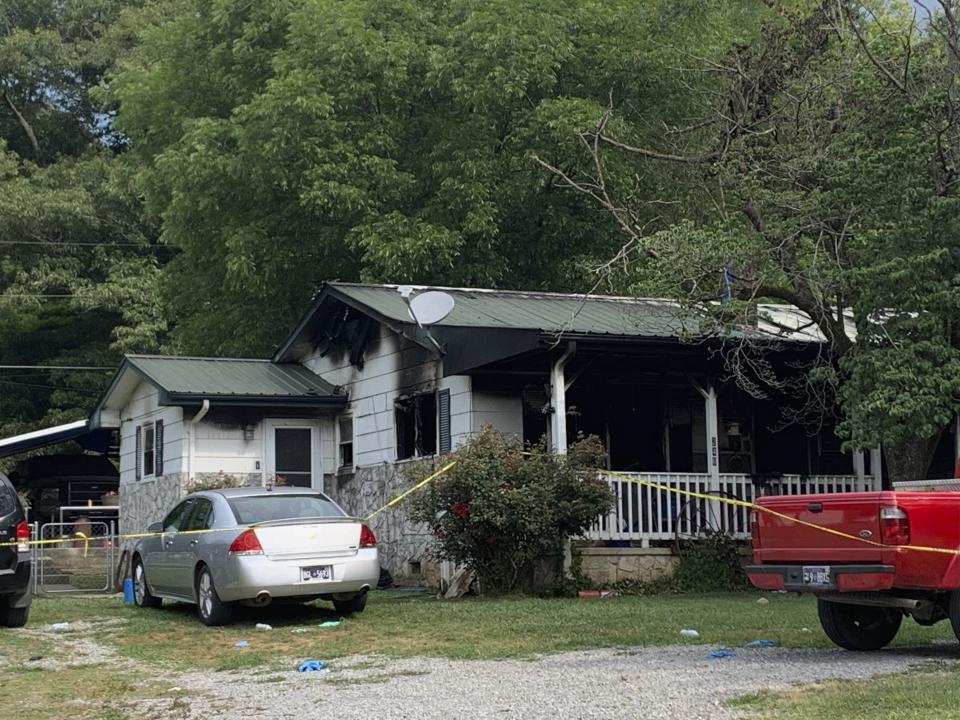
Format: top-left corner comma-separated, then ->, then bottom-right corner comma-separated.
731,662 -> 960,719
3,590 -> 958,719
14,589 -> 959,669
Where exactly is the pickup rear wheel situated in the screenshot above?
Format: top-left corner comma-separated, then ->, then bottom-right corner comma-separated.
817,599 -> 902,651
947,590 -> 960,642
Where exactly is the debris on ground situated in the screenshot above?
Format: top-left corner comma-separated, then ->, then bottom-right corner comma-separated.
756,597 -> 769,605
707,648 -> 736,659
679,629 -> 699,638
744,639 -> 776,648
297,659 -> 328,673
255,623 -> 272,631
50,623 -> 70,631
234,640 -> 250,648
318,620 -> 341,628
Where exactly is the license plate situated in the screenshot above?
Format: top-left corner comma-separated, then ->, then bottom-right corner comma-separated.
802,565 -> 831,586
301,565 -> 333,583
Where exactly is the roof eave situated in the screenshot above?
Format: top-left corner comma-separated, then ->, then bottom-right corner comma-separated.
161,392 -> 347,410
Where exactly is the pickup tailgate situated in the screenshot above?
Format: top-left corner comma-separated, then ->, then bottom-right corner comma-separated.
753,492 -> 887,564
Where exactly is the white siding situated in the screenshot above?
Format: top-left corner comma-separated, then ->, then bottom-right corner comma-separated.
301,326 -> 440,467
440,375 -> 473,449
118,380 -> 184,484
192,418 -> 264,476
471,391 -> 523,439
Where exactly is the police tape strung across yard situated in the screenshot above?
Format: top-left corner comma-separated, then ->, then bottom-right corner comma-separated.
4,459 -> 960,558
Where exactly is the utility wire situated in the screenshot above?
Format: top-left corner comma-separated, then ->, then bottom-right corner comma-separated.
0,365 -> 114,370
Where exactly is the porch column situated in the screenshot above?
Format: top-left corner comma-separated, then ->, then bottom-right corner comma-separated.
954,414 -> 960,477
853,451 -> 866,490
550,343 -> 576,454
694,383 -> 721,490
870,447 -> 883,489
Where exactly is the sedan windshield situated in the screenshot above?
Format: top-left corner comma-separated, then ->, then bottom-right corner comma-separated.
227,494 -> 345,525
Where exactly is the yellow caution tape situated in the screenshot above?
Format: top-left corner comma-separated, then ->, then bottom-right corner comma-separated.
0,461 -> 461,549
604,469 -> 960,557
364,460 -> 459,520
6,458 -> 960,558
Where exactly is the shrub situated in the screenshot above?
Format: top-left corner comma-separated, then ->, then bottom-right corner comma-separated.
408,427 -> 613,595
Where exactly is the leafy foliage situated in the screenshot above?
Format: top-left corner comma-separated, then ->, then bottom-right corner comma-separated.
544,1 -> 960,480
408,427 -> 613,595
0,1 -> 174,440
110,0 -> 754,355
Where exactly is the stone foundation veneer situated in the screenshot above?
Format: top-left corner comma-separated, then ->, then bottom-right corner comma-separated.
118,473 -> 186,547
331,460 -> 439,584
573,547 -> 678,586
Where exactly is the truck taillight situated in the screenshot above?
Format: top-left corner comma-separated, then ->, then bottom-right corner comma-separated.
880,506 -> 910,546
228,529 -> 263,555
359,524 -> 376,547
15,520 -> 29,553
750,510 -> 761,548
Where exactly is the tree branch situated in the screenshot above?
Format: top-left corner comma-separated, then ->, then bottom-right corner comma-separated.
2,92 -> 39,156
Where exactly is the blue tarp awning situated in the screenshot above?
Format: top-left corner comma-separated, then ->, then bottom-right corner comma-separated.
0,420 -> 112,458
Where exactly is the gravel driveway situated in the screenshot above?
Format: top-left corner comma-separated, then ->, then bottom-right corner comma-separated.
152,643 -> 960,720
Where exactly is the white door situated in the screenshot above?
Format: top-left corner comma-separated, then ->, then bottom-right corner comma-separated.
264,420 -> 321,489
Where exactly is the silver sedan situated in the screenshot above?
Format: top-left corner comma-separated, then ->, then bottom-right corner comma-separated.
131,487 -> 379,625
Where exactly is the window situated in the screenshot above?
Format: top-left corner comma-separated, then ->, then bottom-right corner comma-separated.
395,392 -> 437,460
338,417 -> 353,469
136,421 -> 162,480
162,499 -> 194,533
227,493 -> 344,525
143,423 -> 155,478
184,498 -> 214,531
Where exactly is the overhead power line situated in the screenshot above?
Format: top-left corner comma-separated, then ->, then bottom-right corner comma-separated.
0,365 -> 114,370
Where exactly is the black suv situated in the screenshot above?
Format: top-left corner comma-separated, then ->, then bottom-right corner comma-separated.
0,473 -> 31,627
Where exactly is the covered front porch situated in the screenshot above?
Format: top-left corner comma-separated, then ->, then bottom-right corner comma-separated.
461,333 -> 880,546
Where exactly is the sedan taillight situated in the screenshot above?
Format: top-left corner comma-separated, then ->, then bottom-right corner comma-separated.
15,521 -> 29,553
228,529 -> 263,555
359,524 -> 376,547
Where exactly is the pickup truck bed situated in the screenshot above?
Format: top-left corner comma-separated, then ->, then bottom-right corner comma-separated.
746,491 -> 960,650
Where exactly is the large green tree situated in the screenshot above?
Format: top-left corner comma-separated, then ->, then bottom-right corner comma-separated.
111,0 -> 758,355
541,0 -> 960,482
0,1 -> 171,438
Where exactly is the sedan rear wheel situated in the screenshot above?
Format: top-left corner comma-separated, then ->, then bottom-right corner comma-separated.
196,566 -> 233,626
132,556 -> 161,609
333,591 -> 367,615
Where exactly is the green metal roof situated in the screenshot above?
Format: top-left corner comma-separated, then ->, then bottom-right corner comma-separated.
125,355 -> 339,400
328,283 -> 696,337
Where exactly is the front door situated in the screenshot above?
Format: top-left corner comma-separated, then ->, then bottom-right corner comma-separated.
264,420 -> 320,489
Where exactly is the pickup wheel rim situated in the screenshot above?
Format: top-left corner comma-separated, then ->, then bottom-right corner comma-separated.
134,563 -> 146,605
198,571 -> 213,619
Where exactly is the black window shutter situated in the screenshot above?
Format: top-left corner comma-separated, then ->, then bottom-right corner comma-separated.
135,426 -> 142,481
155,420 -> 164,476
438,389 -> 451,454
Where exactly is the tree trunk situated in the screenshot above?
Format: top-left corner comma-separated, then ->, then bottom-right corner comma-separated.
882,435 -> 941,487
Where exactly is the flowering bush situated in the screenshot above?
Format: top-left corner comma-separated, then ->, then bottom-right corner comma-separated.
408,427 -> 613,594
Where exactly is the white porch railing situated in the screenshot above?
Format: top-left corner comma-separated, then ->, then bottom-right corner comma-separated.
585,472 -> 880,545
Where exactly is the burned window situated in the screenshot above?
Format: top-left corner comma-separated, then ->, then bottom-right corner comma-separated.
338,416 -> 354,469
395,392 -> 437,460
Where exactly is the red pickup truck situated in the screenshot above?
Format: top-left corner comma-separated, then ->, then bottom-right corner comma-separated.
746,491 -> 960,651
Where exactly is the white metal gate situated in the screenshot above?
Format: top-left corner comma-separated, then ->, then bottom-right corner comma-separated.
36,521 -> 117,594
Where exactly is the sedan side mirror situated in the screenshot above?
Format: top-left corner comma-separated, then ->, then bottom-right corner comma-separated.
147,521 -> 163,533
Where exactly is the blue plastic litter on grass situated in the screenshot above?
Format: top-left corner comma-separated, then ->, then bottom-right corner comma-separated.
298,659 -> 327,672
707,648 -> 736,658
319,620 -> 341,628
234,640 -> 250,648
745,639 -> 777,647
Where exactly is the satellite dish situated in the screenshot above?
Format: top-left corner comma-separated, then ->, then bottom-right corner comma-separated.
408,291 -> 455,325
